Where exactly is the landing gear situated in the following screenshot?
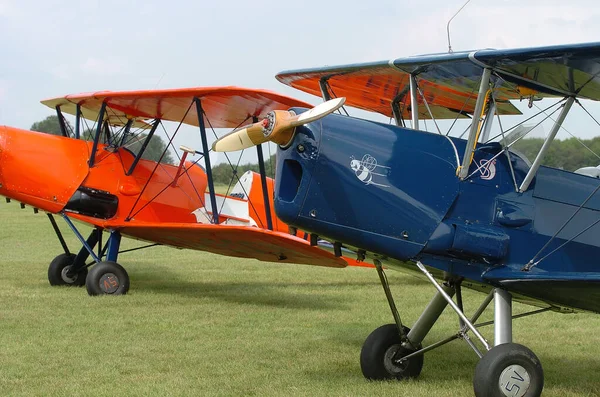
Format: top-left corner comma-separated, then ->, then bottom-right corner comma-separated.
360,324 -> 423,380
474,343 -> 543,397
85,261 -> 130,296
47,253 -> 88,286
364,259 -> 544,397
46,214 -> 129,296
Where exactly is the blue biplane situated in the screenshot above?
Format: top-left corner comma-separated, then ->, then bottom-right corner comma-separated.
213,42 -> 600,396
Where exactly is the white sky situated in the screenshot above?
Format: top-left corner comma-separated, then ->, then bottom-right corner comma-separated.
1,0 -> 599,164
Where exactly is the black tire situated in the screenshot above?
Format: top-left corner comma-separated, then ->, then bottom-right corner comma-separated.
48,253 -> 88,287
360,324 -> 424,380
85,261 -> 129,296
474,343 -> 543,397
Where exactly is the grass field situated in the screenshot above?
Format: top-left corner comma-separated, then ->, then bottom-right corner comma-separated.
1,203 -> 600,396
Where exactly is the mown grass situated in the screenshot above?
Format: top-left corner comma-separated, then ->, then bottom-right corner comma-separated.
213,183 -> 233,195
0,202 -> 599,396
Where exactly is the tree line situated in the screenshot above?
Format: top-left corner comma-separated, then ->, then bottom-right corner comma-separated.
512,137 -> 600,171
210,154 -> 276,185
30,115 -> 274,184
31,115 -> 600,178
31,115 -> 174,164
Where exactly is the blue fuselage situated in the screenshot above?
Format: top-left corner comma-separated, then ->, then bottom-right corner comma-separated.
274,112 -> 600,312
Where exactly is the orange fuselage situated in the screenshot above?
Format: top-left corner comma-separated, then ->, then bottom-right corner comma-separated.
0,126 -> 282,231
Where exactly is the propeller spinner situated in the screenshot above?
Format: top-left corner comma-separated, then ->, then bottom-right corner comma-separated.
212,97 -> 346,152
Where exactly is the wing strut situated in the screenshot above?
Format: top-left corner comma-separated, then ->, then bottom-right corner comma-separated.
254,116 -> 274,231
88,102 -> 107,167
458,68 -> 491,179
319,78 -> 332,101
519,96 -> 575,192
409,74 -> 419,129
195,98 -> 219,224
118,119 -> 134,147
126,119 -> 159,176
55,106 -> 69,138
75,104 -> 81,139
391,86 -> 410,127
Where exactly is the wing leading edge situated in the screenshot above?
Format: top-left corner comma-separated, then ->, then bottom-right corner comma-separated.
42,87 -> 313,129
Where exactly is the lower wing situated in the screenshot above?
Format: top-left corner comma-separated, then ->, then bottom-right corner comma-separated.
107,222 -> 348,268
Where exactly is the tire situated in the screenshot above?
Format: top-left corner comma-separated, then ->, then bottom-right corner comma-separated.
360,324 -> 424,380
85,261 -> 129,296
473,343 -> 543,397
48,253 -> 88,287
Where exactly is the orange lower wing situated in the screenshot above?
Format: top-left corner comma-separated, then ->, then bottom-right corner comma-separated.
110,222 -> 348,268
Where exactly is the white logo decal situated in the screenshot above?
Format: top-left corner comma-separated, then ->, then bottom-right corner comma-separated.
350,154 -> 390,188
479,158 -> 497,180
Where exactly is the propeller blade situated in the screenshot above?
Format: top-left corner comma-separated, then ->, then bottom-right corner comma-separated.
212,97 -> 346,152
211,122 -> 268,152
291,97 -> 345,126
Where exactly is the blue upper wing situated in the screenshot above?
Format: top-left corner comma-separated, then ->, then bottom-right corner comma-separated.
276,42 -> 600,119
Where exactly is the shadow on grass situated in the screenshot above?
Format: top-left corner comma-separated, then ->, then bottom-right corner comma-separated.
146,280 -> 348,310
302,332 -> 600,396
118,259 -> 436,312
129,265 -> 386,310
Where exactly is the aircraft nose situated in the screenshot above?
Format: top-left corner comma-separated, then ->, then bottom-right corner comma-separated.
0,126 -> 90,213
273,123 -> 322,225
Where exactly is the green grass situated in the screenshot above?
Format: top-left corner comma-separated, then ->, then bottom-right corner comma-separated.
213,183 -> 232,195
1,202 -> 599,396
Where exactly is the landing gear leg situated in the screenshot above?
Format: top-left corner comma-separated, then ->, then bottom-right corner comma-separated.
415,262 -> 543,395
47,228 -> 100,287
473,289 -> 543,397
362,259 -> 544,395
58,215 -> 129,296
360,260 -> 432,380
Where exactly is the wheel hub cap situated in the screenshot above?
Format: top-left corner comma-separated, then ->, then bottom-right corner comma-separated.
499,364 -> 530,397
384,345 -> 408,375
99,273 -> 120,294
61,266 -> 78,283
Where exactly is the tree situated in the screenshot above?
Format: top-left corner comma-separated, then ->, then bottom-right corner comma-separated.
81,127 -> 175,165
31,115 -> 72,136
126,133 -> 175,165
30,115 -> 174,164
512,137 -> 600,171
211,153 -> 276,185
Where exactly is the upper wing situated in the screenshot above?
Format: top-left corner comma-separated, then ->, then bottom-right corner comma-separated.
41,87 -> 313,129
276,42 -> 600,119
107,221 -> 348,268
276,57 -> 521,120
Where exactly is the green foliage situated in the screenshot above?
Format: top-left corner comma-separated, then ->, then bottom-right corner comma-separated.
512,137 -> 600,171
128,133 -> 175,165
30,115 -> 174,164
30,115 -> 73,136
80,127 -> 175,165
211,153 -> 276,185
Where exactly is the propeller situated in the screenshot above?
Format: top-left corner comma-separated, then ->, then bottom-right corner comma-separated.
211,97 -> 346,152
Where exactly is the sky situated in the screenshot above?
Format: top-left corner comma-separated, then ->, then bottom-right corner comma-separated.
1,0 -> 600,164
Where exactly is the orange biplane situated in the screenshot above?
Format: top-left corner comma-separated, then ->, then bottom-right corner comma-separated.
0,87 -> 354,296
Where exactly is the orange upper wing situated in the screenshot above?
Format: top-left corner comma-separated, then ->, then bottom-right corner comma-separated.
276,58 -> 521,120
107,221 -> 348,268
41,86 -> 313,128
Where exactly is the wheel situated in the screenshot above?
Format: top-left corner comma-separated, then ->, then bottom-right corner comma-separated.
85,261 -> 129,296
360,324 -> 423,380
48,253 -> 88,287
473,343 -> 543,397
